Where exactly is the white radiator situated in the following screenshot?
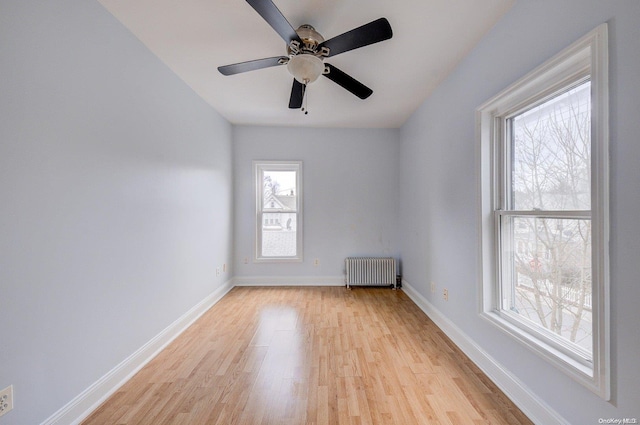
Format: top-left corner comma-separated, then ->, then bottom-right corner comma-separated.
345,257 -> 397,289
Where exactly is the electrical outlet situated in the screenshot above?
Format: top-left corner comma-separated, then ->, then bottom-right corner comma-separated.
244,257 -> 249,264
0,385 -> 13,417
216,267 -> 220,276
431,282 -> 436,293
443,288 -> 449,301
314,258 -> 319,266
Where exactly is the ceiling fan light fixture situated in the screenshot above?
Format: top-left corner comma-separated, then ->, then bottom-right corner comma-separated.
287,54 -> 324,84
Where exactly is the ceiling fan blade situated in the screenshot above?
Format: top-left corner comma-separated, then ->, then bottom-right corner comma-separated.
323,64 -> 373,99
289,79 -> 305,109
218,56 -> 288,76
246,0 -> 301,44
319,18 -> 392,58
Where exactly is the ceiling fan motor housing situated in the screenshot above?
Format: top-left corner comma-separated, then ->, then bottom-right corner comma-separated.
293,25 -> 324,52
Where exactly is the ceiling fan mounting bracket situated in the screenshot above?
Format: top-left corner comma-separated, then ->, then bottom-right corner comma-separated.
288,39 -> 301,55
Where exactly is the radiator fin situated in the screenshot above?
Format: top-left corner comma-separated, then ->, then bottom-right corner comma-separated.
345,257 -> 396,289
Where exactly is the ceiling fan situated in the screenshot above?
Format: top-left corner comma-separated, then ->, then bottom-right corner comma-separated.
218,0 -> 393,111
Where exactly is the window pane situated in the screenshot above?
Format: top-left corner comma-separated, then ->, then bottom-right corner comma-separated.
501,216 -> 592,354
511,81 -> 591,211
261,212 -> 297,256
263,170 -> 298,210
261,169 -> 298,258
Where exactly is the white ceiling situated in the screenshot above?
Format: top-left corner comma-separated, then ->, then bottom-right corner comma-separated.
98,0 -> 513,128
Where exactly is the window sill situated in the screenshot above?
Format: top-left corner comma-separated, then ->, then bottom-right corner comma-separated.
479,310 -> 606,394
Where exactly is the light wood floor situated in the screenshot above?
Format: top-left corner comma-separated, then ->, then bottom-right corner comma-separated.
83,287 -> 533,425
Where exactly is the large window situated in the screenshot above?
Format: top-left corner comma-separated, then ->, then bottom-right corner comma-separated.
254,161 -> 303,262
478,25 -> 609,398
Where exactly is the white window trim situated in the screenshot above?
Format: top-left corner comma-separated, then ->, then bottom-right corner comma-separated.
477,24 -> 609,399
253,160 -> 303,263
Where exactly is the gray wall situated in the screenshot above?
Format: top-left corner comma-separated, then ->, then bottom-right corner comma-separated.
399,0 -> 640,422
0,1 -> 233,424
233,126 -> 400,280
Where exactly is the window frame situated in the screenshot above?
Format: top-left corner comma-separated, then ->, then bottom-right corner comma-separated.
477,24 -> 609,398
253,160 -> 303,263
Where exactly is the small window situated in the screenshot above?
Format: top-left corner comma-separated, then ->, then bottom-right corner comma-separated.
478,25 -> 609,398
254,161 -> 303,262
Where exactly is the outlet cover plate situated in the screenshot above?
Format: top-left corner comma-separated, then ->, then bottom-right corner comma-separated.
0,385 -> 13,417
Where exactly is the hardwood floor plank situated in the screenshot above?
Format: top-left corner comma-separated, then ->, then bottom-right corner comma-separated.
83,287 -> 532,425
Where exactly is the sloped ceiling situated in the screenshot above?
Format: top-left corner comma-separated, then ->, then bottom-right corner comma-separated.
98,0 -> 513,128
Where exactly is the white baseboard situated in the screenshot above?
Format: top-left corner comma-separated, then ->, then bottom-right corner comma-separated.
401,279 -> 568,425
41,279 -> 235,425
233,275 -> 345,287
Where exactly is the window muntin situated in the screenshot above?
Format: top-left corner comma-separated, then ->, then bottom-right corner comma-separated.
478,24 -> 609,398
254,162 -> 303,262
